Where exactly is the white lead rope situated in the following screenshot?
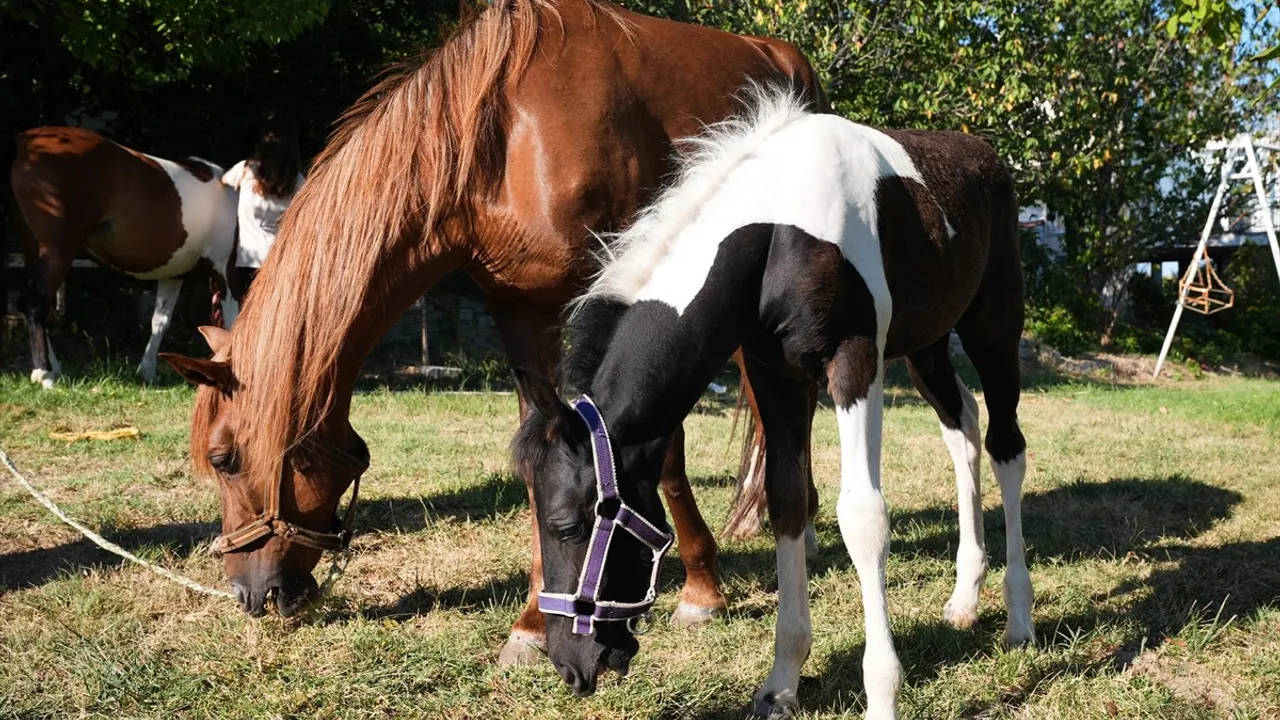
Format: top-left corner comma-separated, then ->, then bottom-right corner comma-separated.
1,446 -> 350,605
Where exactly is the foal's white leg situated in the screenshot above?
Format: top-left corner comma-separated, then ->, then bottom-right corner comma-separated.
994,450 -> 1035,646
138,279 -> 182,382
835,373 -> 901,720
941,378 -> 987,629
752,533 -> 812,717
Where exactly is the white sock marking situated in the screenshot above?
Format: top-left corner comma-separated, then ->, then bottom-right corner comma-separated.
835,373 -> 901,719
940,377 -> 987,629
994,451 -> 1034,645
138,279 -> 182,381
754,533 -> 812,713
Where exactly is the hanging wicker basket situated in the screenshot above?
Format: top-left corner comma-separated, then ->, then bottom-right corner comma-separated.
1179,257 -> 1235,315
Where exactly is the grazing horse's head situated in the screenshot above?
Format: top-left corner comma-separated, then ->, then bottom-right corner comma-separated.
161,327 -> 369,617
512,370 -> 672,697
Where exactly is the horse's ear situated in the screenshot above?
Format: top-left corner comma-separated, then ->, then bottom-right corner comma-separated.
197,326 -> 231,356
512,367 -> 577,433
159,353 -> 236,394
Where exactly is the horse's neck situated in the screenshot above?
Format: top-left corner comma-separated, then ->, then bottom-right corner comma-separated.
285,234 -> 471,421
591,228 -> 773,442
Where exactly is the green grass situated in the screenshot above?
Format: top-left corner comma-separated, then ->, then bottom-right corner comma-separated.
2,371 -> 1279,719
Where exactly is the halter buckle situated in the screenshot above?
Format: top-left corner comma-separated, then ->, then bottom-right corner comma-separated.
626,612 -> 655,636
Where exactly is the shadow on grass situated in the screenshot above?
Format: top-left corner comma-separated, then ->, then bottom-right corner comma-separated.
0,474 -> 528,594
0,521 -> 218,593
894,473 -> 1242,565
706,474 -> 1271,716
358,569 -> 533,621
356,472 -> 528,534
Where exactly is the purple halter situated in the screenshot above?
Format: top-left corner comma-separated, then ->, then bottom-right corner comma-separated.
536,395 -> 674,635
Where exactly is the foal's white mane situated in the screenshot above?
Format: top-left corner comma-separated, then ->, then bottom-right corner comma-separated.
574,82 -> 813,311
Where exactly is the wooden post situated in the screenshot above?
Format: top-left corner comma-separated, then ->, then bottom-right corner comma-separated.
420,295 -> 430,369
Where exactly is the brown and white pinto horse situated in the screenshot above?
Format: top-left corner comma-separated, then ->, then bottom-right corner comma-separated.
159,0 -> 824,665
5,127 -> 239,387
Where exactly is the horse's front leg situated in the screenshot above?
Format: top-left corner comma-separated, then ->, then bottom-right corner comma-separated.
660,424 -> 729,628
831,339 -> 901,720
741,356 -> 815,718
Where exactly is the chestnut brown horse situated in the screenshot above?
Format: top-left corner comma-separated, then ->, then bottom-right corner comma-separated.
160,0 -> 825,665
5,127 -> 240,387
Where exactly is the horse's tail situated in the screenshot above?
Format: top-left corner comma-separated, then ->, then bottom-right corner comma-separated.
723,378 -> 767,538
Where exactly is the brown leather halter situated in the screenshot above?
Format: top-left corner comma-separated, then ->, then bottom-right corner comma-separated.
212,440 -> 369,555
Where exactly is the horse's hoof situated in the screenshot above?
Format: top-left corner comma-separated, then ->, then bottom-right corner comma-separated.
138,366 -> 157,383
497,631 -> 546,668
943,599 -> 979,630
670,601 -> 723,630
750,689 -> 798,719
1002,622 -> 1036,649
31,369 -> 57,389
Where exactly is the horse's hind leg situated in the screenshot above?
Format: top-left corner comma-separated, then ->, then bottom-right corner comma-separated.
906,338 -> 988,630
20,246 -> 74,389
661,424 -> 729,629
138,278 -> 183,382
740,355 -> 815,719
956,319 -> 1035,647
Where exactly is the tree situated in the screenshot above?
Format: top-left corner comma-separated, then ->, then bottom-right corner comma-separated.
648,0 -> 1277,341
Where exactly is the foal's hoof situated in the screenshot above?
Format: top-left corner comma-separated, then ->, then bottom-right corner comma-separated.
751,689 -> 798,719
497,630 -> 546,668
670,601 -> 723,630
943,599 -> 980,630
30,369 -> 57,390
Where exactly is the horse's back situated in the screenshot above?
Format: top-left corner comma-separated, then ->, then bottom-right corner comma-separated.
12,127 -> 234,277
487,0 -> 826,297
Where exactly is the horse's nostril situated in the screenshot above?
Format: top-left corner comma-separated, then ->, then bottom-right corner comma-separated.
231,582 -> 248,608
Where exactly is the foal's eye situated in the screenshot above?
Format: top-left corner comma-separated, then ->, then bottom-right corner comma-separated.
555,522 -> 587,542
208,451 -> 240,475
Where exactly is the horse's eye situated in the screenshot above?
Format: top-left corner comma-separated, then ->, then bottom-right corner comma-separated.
555,522 -> 586,542
208,451 -> 240,475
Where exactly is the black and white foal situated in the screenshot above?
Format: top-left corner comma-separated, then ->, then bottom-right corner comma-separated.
513,85 -> 1034,719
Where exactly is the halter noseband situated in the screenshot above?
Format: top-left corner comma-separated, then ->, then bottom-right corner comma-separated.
212,440 -> 368,555
536,395 -> 673,635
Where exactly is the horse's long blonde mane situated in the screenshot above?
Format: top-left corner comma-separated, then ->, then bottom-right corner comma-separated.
194,1 -> 624,486
573,81 -> 813,310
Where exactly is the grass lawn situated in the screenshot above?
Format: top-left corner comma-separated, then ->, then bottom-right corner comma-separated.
1,367 -> 1278,719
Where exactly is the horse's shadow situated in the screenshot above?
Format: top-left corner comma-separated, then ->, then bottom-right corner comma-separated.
355,472 -> 528,534
0,521 -> 220,593
748,474 -> 1265,717
0,475 -> 529,594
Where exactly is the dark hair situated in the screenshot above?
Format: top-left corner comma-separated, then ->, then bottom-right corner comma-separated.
249,115 -> 301,198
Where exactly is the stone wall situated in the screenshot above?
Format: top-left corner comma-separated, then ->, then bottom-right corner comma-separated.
376,273 -> 505,364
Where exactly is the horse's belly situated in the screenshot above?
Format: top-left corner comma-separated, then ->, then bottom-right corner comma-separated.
84,218 -> 201,278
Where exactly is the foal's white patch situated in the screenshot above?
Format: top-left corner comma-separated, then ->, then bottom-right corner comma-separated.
833,374 -> 902,719
132,155 -> 236,281
993,451 -> 1035,645
940,377 -> 987,629
578,84 -> 948,335
753,532 -> 811,715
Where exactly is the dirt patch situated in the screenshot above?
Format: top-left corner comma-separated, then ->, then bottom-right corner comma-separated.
1129,646 -> 1238,712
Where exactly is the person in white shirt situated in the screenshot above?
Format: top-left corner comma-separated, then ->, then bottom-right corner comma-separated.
221,115 -> 304,295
